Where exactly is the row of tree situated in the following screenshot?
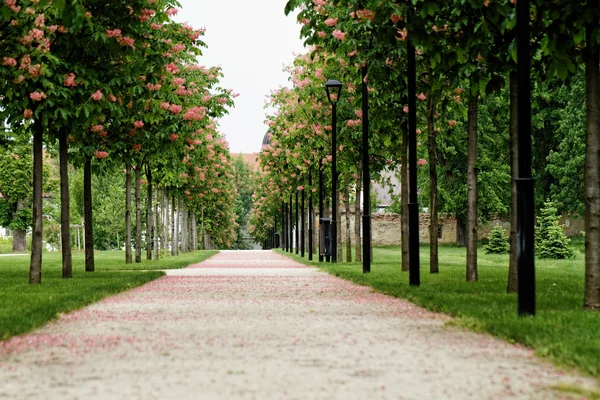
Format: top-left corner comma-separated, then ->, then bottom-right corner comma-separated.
249,0 -> 599,310
0,0 -> 240,283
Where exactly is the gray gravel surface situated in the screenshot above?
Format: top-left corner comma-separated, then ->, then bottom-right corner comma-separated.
0,250 -> 597,400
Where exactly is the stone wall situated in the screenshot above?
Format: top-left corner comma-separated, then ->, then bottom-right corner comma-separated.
332,211 -> 583,247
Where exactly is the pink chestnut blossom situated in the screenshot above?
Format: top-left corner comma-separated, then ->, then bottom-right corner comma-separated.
29,91 -> 46,101
23,109 -> 33,119
448,120 -> 457,126
91,90 -> 103,101
332,30 -> 346,41
94,151 -> 109,159
134,120 -> 144,129
417,93 -> 426,101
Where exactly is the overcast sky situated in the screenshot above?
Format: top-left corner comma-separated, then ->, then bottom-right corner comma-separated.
174,1 -> 306,154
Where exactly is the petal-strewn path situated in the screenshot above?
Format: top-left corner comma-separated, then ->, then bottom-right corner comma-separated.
0,251 -> 597,399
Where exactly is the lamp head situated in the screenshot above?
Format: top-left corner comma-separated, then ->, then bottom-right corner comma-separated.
324,80 -> 343,104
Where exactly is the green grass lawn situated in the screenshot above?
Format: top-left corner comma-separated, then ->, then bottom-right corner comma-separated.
0,250 -> 217,341
278,243 -> 600,379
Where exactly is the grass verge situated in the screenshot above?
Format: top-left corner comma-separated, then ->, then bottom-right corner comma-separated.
277,245 -> 600,379
0,250 -> 217,341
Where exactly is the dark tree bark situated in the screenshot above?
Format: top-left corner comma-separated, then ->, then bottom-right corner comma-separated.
427,94 -> 439,274
125,163 -> 132,264
146,167 -> 153,261
154,188 -> 159,259
354,164 -> 362,263
181,200 -> 188,253
162,187 -> 168,252
456,216 -> 467,247
172,196 -> 179,256
508,72 -> 519,293
84,155 -> 95,272
344,186 -> 352,262
401,118 -> 410,271
585,6 -> 600,310
466,94 -> 479,282
59,127 -> 72,278
29,119 -> 43,284
337,190 -> 342,262
135,166 -> 142,263
12,201 -> 26,252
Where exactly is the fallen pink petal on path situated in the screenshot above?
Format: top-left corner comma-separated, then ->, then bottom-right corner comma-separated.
0,250 -> 597,399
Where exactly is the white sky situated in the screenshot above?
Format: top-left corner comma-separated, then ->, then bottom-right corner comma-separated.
174,0 -> 306,154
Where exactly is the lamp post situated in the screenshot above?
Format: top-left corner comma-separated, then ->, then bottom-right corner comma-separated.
324,79 -> 343,263
318,156 -> 325,262
308,171 -> 313,261
295,190 -> 299,254
301,186 -> 305,257
407,28 -> 421,286
362,64 -> 371,274
289,193 -> 293,253
516,0 -> 535,315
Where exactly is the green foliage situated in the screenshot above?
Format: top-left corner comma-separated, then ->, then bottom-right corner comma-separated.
536,200 -> 574,259
483,224 -> 510,254
283,245 -> 600,377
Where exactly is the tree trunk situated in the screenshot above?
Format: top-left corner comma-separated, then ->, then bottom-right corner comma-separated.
584,7 -> 600,310
172,196 -> 179,256
154,187 -> 159,259
192,211 -> 198,251
466,94 -> 479,282
181,200 -> 188,253
84,155 -> 95,272
125,162 -> 132,264
12,229 -> 26,252
401,118 -> 410,271
146,167 -> 153,261
59,127 -> 72,279
337,191 -> 342,262
135,166 -> 142,263
29,119 -> 43,284
355,164 -> 362,262
162,187 -> 168,252
456,216 -> 467,247
427,94 -> 439,274
12,201 -> 26,252
344,186 -> 352,262
508,72 -> 519,293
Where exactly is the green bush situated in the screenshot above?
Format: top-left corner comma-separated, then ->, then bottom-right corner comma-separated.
483,224 -> 510,254
536,200 -> 574,259
0,237 -> 12,253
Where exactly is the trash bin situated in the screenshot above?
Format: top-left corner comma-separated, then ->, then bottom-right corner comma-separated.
319,218 -> 332,257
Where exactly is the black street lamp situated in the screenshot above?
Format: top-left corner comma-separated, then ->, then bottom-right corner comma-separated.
407,27 -> 421,286
295,190 -> 299,254
301,186 -> 305,257
325,79 -> 343,263
516,0 -> 535,316
308,172 -> 313,261
318,156 -> 326,262
362,64 -> 371,274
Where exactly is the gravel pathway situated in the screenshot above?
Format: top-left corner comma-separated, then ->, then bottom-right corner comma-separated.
0,250 -> 597,399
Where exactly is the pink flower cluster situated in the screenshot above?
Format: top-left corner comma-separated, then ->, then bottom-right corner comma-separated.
332,30 -> 346,41
146,83 -> 162,91
29,91 -> 46,102
2,57 -> 17,67
91,90 -> 103,101
183,106 -> 206,121
94,151 -> 109,159
134,120 -> 144,129
64,73 -> 77,87
417,158 -> 428,166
